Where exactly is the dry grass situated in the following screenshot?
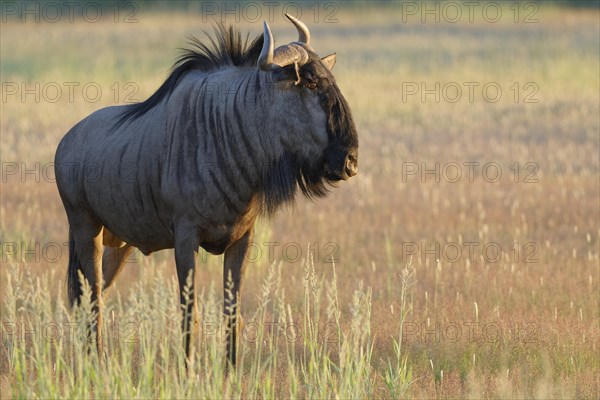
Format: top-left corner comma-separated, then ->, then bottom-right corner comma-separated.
1,3 -> 599,398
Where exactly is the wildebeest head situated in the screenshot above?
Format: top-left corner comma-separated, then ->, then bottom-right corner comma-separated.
258,15 -> 359,189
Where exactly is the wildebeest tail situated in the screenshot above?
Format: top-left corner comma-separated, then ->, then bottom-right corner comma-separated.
67,228 -> 83,307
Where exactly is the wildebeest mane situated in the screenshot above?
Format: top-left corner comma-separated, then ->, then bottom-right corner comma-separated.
261,153 -> 332,216
118,24 -> 264,123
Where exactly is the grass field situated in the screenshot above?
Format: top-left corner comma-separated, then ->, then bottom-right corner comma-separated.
1,2 -> 599,398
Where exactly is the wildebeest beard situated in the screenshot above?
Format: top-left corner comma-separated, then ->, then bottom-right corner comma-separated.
260,152 -> 331,216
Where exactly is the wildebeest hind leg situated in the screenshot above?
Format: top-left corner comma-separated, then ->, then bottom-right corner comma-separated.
69,214 -> 104,355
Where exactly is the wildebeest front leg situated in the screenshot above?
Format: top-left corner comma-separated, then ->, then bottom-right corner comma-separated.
174,223 -> 200,367
223,229 -> 254,368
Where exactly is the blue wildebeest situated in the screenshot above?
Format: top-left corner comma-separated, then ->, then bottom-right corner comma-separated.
55,15 -> 359,367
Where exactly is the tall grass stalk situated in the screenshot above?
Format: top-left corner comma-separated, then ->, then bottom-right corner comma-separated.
382,259 -> 414,398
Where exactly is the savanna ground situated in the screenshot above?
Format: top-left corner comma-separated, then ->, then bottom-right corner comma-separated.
1,1 -> 599,398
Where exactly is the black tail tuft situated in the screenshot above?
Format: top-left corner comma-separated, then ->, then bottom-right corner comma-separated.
67,228 -> 82,307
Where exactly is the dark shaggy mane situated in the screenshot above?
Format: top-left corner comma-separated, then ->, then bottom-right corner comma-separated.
260,154 -> 335,216
118,24 -> 263,123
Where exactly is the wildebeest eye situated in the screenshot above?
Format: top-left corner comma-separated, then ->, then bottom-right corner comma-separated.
306,82 -> 318,90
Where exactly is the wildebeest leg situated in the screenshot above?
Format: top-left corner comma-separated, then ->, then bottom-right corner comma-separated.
174,222 -> 200,368
223,229 -> 254,368
69,214 -> 104,355
102,244 -> 134,290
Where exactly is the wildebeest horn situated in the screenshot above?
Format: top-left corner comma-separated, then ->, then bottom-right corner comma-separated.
258,20 -> 309,71
284,13 -> 310,46
258,21 -> 276,71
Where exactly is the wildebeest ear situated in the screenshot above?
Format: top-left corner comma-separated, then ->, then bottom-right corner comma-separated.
321,53 -> 336,70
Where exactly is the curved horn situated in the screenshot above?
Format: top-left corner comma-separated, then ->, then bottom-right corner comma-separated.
284,13 -> 310,46
258,19 -> 310,73
258,21 -> 276,71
